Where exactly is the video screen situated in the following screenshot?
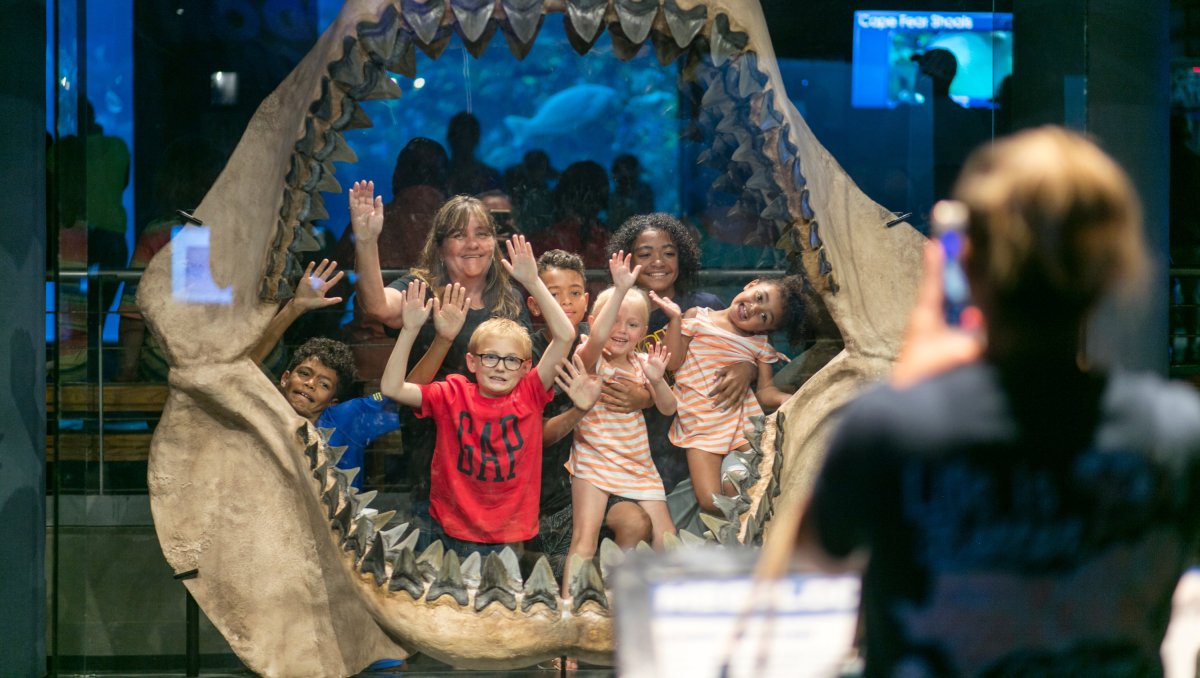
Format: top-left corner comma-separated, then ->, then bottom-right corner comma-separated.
852,10 -> 1013,109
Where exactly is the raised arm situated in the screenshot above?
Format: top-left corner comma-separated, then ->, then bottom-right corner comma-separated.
577,251 -> 641,372
379,279 -> 435,408
650,291 -> 689,372
543,354 -> 603,445
250,259 -> 344,364
349,180 -> 405,327
638,342 -> 677,416
502,235 -> 575,390
407,283 -> 469,385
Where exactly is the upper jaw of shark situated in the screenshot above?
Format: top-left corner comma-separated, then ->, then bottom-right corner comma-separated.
139,1 -> 921,676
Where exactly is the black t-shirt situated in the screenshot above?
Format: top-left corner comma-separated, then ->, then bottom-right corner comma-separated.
387,274 -> 531,497
531,322 -> 588,514
809,362 -> 1200,677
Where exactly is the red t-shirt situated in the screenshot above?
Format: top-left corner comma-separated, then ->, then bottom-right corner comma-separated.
417,370 -> 553,543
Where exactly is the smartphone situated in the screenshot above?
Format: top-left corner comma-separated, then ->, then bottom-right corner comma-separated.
930,200 -> 971,326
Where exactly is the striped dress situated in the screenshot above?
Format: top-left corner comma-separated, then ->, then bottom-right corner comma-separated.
566,342 -> 667,501
669,307 -> 779,454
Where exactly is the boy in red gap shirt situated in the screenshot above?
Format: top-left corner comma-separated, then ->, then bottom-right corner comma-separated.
380,235 -> 575,557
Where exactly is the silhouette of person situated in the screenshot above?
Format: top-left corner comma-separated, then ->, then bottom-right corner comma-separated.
914,49 -> 990,202
505,149 -> 557,237
531,160 -> 611,269
608,153 -> 655,231
445,112 -> 502,197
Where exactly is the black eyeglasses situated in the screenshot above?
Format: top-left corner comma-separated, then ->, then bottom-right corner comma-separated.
474,353 -> 526,370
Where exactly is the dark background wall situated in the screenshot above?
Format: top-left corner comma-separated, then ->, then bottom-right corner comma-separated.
0,0 -> 47,675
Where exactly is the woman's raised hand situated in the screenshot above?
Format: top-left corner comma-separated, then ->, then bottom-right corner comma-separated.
348,180 -> 384,243
293,259 -> 345,313
399,278 -> 434,329
501,234 -> 539,286
433,283 -> 470,340
608,250 -> 641,292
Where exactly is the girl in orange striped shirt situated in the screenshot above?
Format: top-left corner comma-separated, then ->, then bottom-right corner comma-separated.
658,276 -> 806,516
563,253 -> 678,585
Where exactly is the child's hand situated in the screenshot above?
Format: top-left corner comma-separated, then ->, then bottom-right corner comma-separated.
555,354 -> 602,412
433,283 -> 470,340
648,290 -> 681,319
638,343 -> 672,384
399,278 -> 433,329
501,234 -> 539,286
349,180 -> 384,243
293,259 -> 345,313
710,361 -> 755,411
608,250 -> 642,292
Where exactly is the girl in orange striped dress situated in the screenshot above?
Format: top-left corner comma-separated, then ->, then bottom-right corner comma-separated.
563,253 -> 678,582
658,276 -> 806,516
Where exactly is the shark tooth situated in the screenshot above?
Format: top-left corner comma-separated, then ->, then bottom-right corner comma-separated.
709,14 -> 747,67
385,30 -> 417,78
450,0 -> 494,43
416,32 -> 453,59
678,529 -> 708,547
501,26 -> 537,60
294,117 -> 321,157
346,512 -> 376,557
791,156 -> 807,189
663,0 -> 706,49
303,191 -> 330,222
565,0 -> 608,45
330,499 -> 353,540
808,219 -> 821,249
608,21 -> 645,61
461,551 -> 482,589
743,513 -> 760,546
302,440 -> 319,470
330,96 -> 372,131
387,528 -> 420,564
818,247 -> 833,276
328,36 -> 366,89
475,552 -> 519,611
377,521 -> 411,553
776,122 -> 797,165
635,541 -> 653,554
460,21 -> 498,58
748,415 -> 765,450
402,0 -> 446,45
745,166 -> 780,199
598,538 -> 624,581
699,513 -> 736,545
724,469 -> 748,498
427,550 -> 469,606
661,532 -> 682,550
356,5 -> 400,64
800,188 -> 815,222
296,424 -> 311,445
502,0 -> 544,46
521,556 -> 559,612
756,92 -> 784,132
614,0 -> 657,45
760,194 -> 792,226
569,558 -> 608,611
712,493 -> 744,522
417,540 -> 444,581
313,127 -> 357,164
498,547 -> 523,591
312,458 -> 330,485
729,52 -> 768,100
315,167 -> 342,194
309,78 -> 336,121
754,488 -> 770,527
388,547 -> 425,599
348,62 -> 402,101
360,533 -> 389,586
651,29 -> 686,66
350,489 -> 377,519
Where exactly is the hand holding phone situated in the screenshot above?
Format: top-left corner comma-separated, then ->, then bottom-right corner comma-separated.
930,200 -> 972,326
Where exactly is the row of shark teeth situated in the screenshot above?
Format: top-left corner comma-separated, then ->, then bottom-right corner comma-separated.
300,423 -> 713,615
690,51 -> 833,290
696,412 -> 781,547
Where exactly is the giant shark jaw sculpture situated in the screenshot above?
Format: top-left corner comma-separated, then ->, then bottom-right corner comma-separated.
138,0 -> 924,674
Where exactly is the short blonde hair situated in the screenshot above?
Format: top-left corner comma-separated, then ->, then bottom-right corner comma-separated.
592,286 -> 650,324
954,126 -> 1147,327
468,318 -> 532,358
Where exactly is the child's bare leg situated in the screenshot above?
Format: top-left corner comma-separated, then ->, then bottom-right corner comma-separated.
687,448 -> 725,515
604,501 -> 652,548
563,477 -> 609,597
637,500 -> 676,549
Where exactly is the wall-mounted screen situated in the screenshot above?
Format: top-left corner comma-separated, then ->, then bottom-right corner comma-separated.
852,10 -> 1013,109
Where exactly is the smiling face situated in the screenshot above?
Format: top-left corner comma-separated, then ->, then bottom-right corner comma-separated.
440,214 -> 497,284
529,266 -> 588,327
729,280 -> 787,335
466,334 -> 532,398
598,294 -> 650,361
631,228 -> 679,297
279,357 -> 339,422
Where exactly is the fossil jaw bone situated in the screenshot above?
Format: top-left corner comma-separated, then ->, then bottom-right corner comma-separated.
141,0 -> 923,675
